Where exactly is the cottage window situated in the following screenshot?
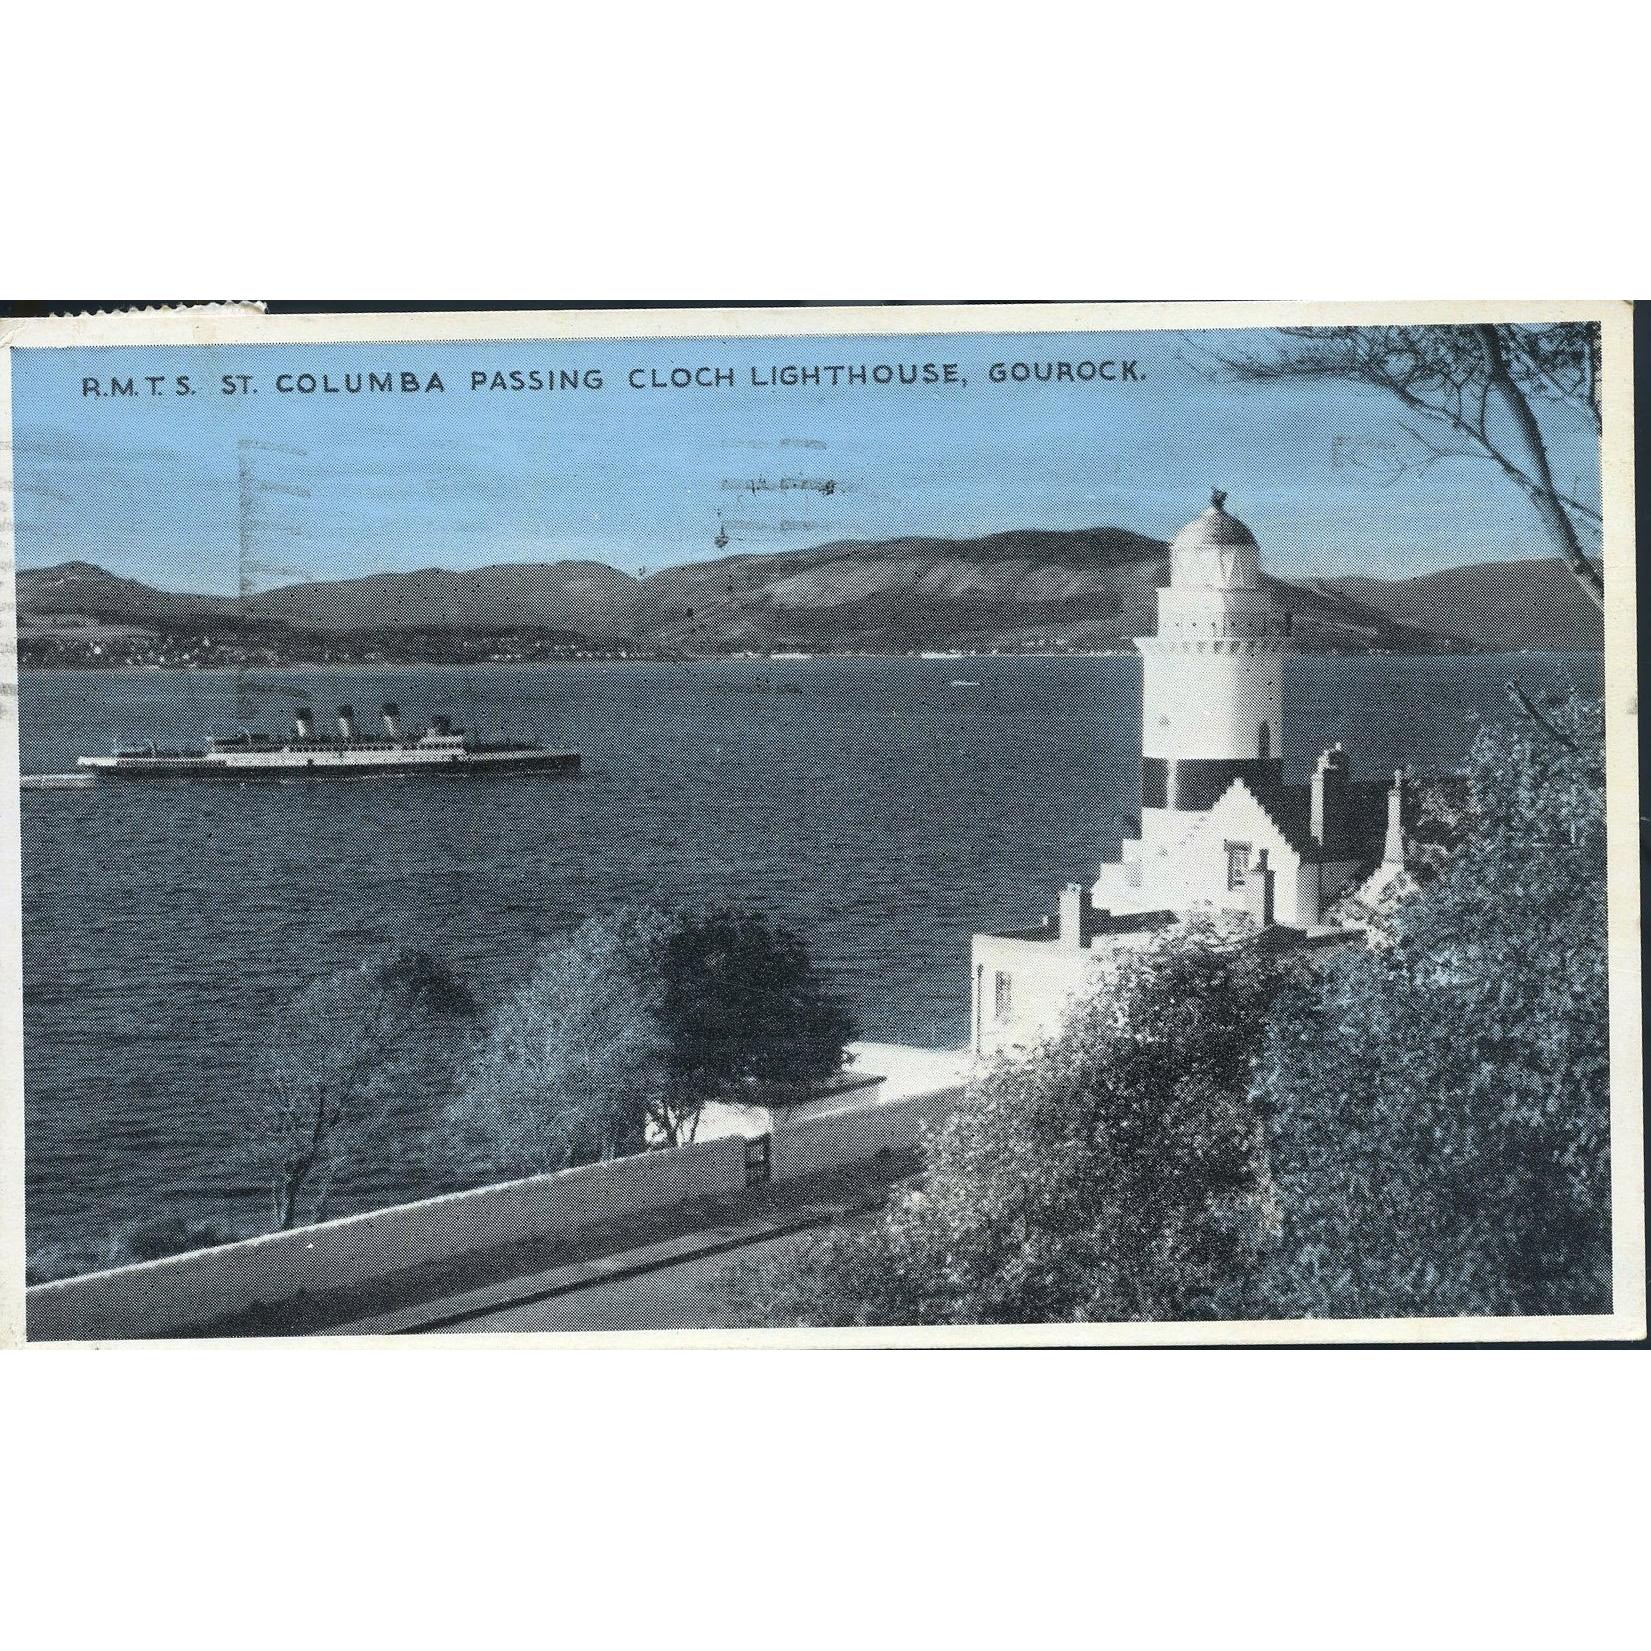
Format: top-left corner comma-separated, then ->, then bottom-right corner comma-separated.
994,970 -> 1013,1022
1225,841 -> 1251,890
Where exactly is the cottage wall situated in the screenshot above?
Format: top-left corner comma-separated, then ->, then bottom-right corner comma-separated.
27,1137 -> 752,1341
1291,857 -> 1367,928
969,929 -> 1155,1055
1143,784 -> 1305,917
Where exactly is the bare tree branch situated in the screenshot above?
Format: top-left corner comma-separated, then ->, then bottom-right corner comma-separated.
1473,325 -> 1604,609
1506,679 -> 1580,750
1193,323 -> 1605,610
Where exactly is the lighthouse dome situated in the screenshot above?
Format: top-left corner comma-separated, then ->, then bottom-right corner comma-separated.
1170,489 -> 1260,589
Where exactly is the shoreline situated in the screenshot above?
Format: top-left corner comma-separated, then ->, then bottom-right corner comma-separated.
13,644 -> 1596,675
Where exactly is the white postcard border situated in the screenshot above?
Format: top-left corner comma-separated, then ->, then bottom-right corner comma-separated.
0,299 -> 1639,1350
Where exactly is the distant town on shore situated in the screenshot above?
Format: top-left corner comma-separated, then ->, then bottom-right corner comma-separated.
16,523 -> 1604,669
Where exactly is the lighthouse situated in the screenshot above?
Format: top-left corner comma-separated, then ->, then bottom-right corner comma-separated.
1136,489 -> 1291,852
969,485 -> 1417,1056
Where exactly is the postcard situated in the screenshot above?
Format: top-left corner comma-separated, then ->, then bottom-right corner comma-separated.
0,300 -> 1639,1345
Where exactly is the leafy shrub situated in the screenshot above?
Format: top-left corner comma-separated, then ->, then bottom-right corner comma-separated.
746,919 -> 1298,1326
655,908 -> 857,1142
1252,693 -> 1610,1318
27,1215 -> 247,1284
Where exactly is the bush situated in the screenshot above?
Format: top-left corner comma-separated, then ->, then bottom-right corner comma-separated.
745,919 -> 1298,1326
1251,693 -> 1610,1318
120,1215 -> 242,1264
655,908 -> 858,1141
27,1215 -> 248,1284
448,910 -> 672,1180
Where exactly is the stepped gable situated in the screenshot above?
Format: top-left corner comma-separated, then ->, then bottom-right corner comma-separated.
1223,775 -> 1314,857
1223,772 -> 1398,864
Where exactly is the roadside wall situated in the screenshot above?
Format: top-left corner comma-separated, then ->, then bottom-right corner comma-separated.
770,1084 -> 963,1181
28,1059 -> 971,1342
27,1135 -> 749,1342
696,1071 -> 886,1144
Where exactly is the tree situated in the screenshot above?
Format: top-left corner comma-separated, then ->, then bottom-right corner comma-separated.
250,948 -> 477,1231
744,920 -> 1297,1327
448,910 -> 673,1179
1203,323 -> 1604,608
653,908 -> 858,1144
1251,694 -> 1610,1319
447,905 -> 858,1170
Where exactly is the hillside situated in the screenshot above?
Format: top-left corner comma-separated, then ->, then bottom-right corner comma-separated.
16,561 -> 237,626
1312,557 -> 1604,653
615,528 -> 1174,653
16,558 -> 638,634
243,560 -> 639,632
600,526 -> 1448,654
15,532 -> 1605,658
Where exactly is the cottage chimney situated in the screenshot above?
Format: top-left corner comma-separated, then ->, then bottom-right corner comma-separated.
381,702 -> 401,738
1310,744 -> 1349,849
293,707 -> 315,740
1243,847 -> 1276,926
335,705 -> 357,742
1058,882 -> 1093,951
1384,769 -> 1407,865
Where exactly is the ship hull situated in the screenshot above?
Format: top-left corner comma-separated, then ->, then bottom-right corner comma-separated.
79,750 -> 581,781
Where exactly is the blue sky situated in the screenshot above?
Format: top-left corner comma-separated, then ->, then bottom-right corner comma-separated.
9,327 -> 1600,594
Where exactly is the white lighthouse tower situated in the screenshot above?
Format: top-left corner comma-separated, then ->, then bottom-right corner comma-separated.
1136,488 -> 1292,853
969,487 -> 1416,1055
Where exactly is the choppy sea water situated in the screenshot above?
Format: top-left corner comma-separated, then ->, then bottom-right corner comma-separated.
19,652 -> 1601,1273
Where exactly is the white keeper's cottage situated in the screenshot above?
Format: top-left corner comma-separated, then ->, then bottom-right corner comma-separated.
970,490 -> 1416,1056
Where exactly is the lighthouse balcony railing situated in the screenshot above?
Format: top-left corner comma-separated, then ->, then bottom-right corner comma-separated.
1162,613 -> 1292,642
1215,613 -> 1291,639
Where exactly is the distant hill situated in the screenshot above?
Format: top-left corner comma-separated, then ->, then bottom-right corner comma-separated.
1310,557 -> 1604,653
606,526 -> 1467,654
16,532 -> 1605,656
614,527 -> 1175,653
243,560 -> 639,632
16,561 -> 236,626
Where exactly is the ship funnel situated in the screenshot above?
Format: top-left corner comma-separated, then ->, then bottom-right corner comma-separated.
381,702 -> 401,738
336,705 -> 356,742
294,707 -> 315,740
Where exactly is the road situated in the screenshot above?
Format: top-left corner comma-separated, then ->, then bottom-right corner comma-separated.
437,1044 -> 968,1336
448,1229 -> 812,1334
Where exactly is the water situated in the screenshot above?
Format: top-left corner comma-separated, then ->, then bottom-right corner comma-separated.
19,652 -> 1600,1273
